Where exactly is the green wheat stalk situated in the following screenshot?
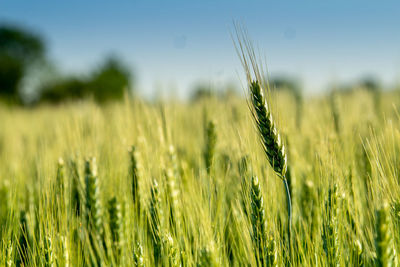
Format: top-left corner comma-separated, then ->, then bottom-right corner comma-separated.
84,157 -> 104,265
84,158 -> 103,237
69,158 -> 82,217
129,146 -> 141,216
161,232 -> 180,266
17,210 -> 30,266
250,175 -> 277,266
322,184 -> 340,267
204,120 -> 217,175
108,196 -> 123,263
197,245 -> 218,267
133,242 -> 145,267
375,202 -> 396,267
149,179 -> 162,265
44,235 -> 55,267
165,168 -> 181,237
250,175 -> 267,266
234,26 -> 292,256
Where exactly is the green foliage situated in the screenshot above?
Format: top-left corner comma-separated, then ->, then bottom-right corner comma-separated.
0,53 -> 24,99
0,25 -> 44,62
39,78 -> 88,103
0,24 -> 133,105
87,56 -> 131,103
0,25 -> 44,102
39,56 -> 131,104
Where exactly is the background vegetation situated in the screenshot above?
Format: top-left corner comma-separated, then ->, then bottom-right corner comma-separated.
1,84 -> 400,265
0,25 -> 132,105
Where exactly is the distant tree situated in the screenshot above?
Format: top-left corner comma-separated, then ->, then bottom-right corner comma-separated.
38,56 -> 131,104
358,76 -> 380,92
0,25 -> 45,103
270,76 -> 298,91
39,77 -> 88,103
358,76 -> 382,116
0,54 -> 24,96
190,84 -> 214,102
87,56 -> 131,103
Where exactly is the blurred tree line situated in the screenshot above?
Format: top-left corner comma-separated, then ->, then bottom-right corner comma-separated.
0,24 -> 132,105
0,24 -> 388,106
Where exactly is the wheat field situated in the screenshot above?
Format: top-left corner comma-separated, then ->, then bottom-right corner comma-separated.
1,86 -> 400,266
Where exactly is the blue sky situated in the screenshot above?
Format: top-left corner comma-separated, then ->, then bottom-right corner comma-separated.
1,0 -> 400,98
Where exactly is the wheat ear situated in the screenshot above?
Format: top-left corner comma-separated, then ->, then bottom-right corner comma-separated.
234,27 -> 292,254
149,179 -> 162,265
250,175 -> 267,266
84,157 -> 104,265
84,158 -> 103,238
108,196 -> 122,263
322,184 -> 340,267
375,202 -> 396,267
129,146 -> 141,216
204,120 -> 217,175
133,242 -> 145,267
69,158 -> 82,217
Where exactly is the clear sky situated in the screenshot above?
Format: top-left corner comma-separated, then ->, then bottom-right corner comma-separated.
1,0 -> 400,98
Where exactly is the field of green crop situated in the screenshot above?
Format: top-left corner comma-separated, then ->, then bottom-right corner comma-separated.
1,81 -> 400,266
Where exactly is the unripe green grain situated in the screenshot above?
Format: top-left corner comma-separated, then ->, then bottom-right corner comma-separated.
238,156 -> 251,220
84,157 -> 104,265
330,91 -> 341,136
247,79 -> 292,252
149,179 -> 162,265
351,239 -> 363,267
6,240 -> 13,267
250,175 -> 268,266
56,158 -> 65,199
61,235 -> 69,267
249,81 -> 287,178
165,168 -> 181,236
322,184 -> 340,267
197,245 -> 218,267
162,232 -> 180,267
129,146 -> 141,213
17,210 -> 30,266
108,196 -> 122,262
69,158 -> 82,217
84,157 -> 103,237
44,235 -> 55,267
133,242 -> 145,267
204,120 -> 217,175
375,202 -> 396,267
